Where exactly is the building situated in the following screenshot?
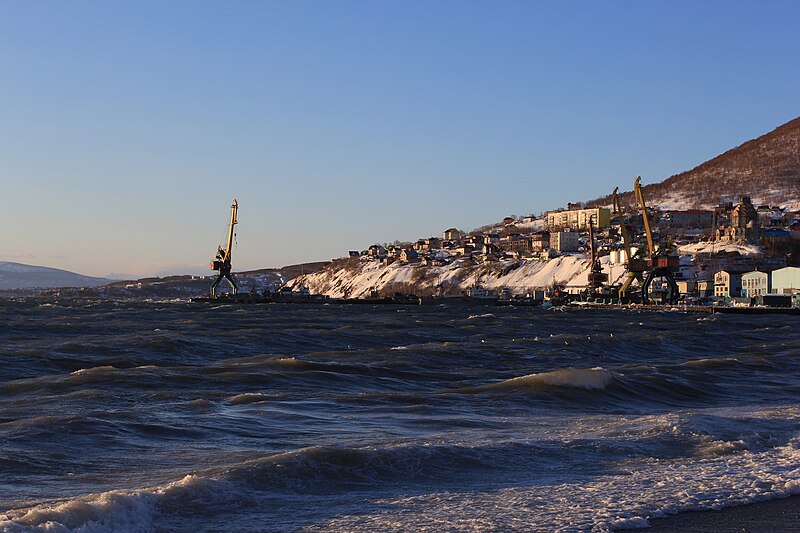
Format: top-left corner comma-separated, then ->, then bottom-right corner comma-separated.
741,271 -> 769,298
716,196 -> 760,243
367,244 -> 386,257
676,280 -> 697,297
530,232 -> 550,252
664,210 -> 714,228
714,270 -> 743,298
551,231 -> 579,253
399,249 -> 419,263
771,266 -> 800,295
443,228 -> 461,241
500,236 -> 532,253
547,207 -> 611,231
413,238 -> 441,252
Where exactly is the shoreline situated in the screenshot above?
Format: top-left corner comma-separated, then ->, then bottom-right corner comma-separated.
637,495 -> 800,532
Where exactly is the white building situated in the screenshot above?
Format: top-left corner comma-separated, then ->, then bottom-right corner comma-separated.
741,271 -> 769,298
547,208 -> 611,231
551,231 -> 579,253
771,266 -> 800,295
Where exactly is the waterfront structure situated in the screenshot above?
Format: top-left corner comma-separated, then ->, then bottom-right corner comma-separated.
551,231 -> 579,253
771,266 -> 800,294
741,270 -> 769,298
547,207 -> 610,231
714,270 -> 743,298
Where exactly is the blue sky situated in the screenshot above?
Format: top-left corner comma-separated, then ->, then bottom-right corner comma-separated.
1,1 -> 798,278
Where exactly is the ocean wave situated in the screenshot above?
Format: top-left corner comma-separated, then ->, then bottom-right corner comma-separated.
0,443 -> 537,531
480,367 -> 615,392
502,367 -> 615,390
228,393 -> 272,405
6,435 -> 800,532
0,474 -> 228,533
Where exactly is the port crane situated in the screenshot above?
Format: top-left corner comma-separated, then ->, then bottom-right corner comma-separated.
632,177 -> 679,304
615,186 -> 647,302
209,199 -> 238,298
586,217 -> 608,297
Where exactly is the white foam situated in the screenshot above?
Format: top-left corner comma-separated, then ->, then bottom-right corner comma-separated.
467,313 -> 496,320
0,476 -> 224,533
300,433 -> 800,532
228,393 -> 271,405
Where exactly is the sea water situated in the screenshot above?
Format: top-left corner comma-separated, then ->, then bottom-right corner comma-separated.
1,299 -> 799,532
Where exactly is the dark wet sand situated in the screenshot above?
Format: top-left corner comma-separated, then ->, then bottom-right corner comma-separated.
641,496 -> 800,532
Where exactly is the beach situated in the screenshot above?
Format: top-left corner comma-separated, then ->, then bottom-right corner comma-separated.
644,495 -> 800,532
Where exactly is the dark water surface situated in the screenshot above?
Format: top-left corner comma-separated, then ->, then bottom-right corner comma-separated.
1,299 -> 799,531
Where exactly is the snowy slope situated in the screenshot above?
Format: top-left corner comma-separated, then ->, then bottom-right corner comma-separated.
288,255 -> 632,298
0,262 -> 111,289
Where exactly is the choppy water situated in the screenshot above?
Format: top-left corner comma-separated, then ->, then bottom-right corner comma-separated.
1,299 -> 799,532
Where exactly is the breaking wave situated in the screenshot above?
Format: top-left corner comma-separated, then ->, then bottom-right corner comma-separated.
487,367 -> 615,391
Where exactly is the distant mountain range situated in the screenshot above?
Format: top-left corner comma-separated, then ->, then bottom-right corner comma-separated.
0,262 -> 112,290
586,116 -> 800,211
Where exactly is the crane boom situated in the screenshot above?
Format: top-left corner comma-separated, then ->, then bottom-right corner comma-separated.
209,199 -> 239,298
633,177 -> 656,258
224,199 -> 238,262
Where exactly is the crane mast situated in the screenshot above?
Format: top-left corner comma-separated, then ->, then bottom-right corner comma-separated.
209,199 -> 239,298
224,199 -> 238,262
616,185 -> 645,302
586,217 -> 608,295
612,187 -> 634,266
633,177 -> 656,259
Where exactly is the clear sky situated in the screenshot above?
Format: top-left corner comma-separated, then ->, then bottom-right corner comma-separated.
1,1 -> 798,278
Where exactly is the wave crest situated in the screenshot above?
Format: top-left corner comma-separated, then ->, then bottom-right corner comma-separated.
487,367 -> 614,391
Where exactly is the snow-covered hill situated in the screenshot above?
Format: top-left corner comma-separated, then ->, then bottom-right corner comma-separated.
288,255 -> 632,298
0,262 -> 111,289
287,242 -> 774,299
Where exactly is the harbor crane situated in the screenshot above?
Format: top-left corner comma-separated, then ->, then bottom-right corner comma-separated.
615,186 -> 647,302
209,199 -> 238,298
586,217 -> 608,296
633,178 -> 679,304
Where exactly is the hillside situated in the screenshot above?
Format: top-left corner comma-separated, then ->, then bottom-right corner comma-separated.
586,117 -> 800,210
0,262 -> 111,289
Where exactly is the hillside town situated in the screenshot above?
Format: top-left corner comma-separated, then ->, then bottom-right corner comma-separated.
316,193 -> 800,306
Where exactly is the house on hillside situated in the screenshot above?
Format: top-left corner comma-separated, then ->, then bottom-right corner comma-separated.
531,232 -> 550,252
367,244 -> 386,257
443,228 -> 461,241
400,249 -> 419,263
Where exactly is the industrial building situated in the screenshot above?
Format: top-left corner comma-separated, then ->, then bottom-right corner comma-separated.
771,266 -> 800,295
